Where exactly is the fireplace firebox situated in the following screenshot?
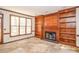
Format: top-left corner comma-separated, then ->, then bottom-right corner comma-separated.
45,32 -> 56,41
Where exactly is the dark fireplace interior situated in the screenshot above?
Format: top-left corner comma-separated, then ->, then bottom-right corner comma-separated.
45,32 -> 56,41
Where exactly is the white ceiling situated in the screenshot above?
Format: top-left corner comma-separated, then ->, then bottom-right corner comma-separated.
0,6 -> 74,16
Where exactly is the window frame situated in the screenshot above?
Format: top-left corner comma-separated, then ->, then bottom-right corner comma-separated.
19,17 -> 26,35
10,14 -> 32,37
26,18 -> 32,34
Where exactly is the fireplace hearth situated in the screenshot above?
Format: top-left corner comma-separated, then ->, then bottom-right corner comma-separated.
45,32 -> 56,42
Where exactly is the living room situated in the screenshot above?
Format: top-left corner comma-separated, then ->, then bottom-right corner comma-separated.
0,6 -> 79,53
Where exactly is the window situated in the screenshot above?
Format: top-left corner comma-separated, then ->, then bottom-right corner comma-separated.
20,17 -> 26,34
10,15 -> 32,36
11,16 -> 19,36
26,18 -> 32,34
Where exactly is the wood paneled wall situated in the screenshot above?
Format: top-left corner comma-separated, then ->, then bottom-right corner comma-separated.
35,7 -> 76,46
35,13 -> 59,41
44,13 -> 59,41
35,15 -> 44,39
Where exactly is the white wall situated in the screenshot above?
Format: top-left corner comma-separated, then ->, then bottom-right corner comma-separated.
76,8 -> 79,47
0,9 -> 35,43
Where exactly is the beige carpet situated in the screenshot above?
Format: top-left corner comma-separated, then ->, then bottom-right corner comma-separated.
0,37 -> 79,53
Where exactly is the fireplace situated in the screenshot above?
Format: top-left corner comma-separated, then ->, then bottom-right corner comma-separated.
45,32 -> 56,41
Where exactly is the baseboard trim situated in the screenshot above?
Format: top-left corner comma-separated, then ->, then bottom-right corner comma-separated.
3,36 -> 35,44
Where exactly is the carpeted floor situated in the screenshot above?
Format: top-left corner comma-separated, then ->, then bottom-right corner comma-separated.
0,37 -> 79,53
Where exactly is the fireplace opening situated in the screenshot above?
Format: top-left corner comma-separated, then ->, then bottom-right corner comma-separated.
45,32 -> 56,41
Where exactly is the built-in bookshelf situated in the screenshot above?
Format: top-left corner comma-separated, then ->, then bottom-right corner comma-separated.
59,8 -> 76,46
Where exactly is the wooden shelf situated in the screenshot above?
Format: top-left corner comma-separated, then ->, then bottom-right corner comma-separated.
59,10 -> 75,14
60,32 -> 75,35
59,40 -> 76,46
60,37 -> 76,40
60,27 -> 76,29
59,16 -> 75,19
59,8 -> 76,46
60,21 -> 76,23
